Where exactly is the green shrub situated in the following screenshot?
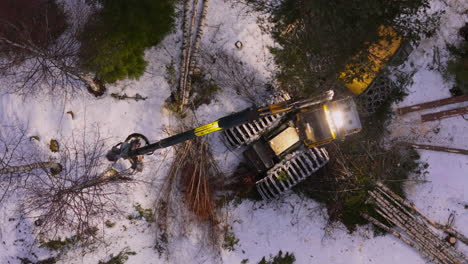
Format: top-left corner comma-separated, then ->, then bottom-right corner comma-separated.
98,248 -> 136,264
222,226 -> 239,251
39,236 -> 80,251
128,203 -> 155,222
447,42 -> 468,95
79,0 -> 175,83
191,73 -> 221,108
105,220 -> 116,228
258,251 -> 295,264
164,60 -> 177,89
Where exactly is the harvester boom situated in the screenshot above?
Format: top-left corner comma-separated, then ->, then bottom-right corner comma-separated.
107,90 -> 334,161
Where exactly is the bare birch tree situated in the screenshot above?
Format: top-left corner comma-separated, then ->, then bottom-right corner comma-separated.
0,123 -> 134,239
20,129 -> 135,238
0,0 -> 102,99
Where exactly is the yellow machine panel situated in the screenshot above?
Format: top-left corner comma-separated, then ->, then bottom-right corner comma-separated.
194,121 -> 221,136
339,26 -> 402,95
268,127 -> 300,156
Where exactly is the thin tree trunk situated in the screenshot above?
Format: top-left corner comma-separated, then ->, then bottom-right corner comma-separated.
183,0 -> 209,106
66,169 -> 131,193
181,0 -> 200,109
0,162 -> 62,175
401,142 -> 468,156
188,0 -> 209,76
397,95 -> 468,115
421,106 -> 468,122
178,0 -> 193,109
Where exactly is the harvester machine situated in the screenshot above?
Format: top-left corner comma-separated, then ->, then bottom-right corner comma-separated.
107,90 -> 362,199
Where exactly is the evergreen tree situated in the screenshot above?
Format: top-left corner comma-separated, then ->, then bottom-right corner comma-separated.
447,43 -> 468,95
269,0 -> 436,96
79,0 -> 175,83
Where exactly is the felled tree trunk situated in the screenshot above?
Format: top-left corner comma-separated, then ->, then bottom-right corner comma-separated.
0,162 -> 62,175
397,95 -> 468,115
362,213 -> 438,263
367,183 -> 467,264
421,106 -> 468,122
401,142 -> 468,156
376,182 -> 468,245
66,168 -> 131,192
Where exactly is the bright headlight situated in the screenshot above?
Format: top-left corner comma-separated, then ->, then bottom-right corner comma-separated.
331,110 -> 344,128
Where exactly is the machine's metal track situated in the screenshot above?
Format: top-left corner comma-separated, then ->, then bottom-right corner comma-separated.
358,73 -> 397,113
223,92 -> 291,148
359,42 -> 414,114
256,147 -> 329,200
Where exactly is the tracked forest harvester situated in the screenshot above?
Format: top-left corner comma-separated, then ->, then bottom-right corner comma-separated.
106,26 -> 415,199
107,90 -> 362,199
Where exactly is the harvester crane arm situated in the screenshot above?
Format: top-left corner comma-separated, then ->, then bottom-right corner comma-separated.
106,90 -> 334,162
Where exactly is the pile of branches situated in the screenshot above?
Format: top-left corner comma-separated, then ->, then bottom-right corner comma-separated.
154,122 -> 222,256
364,182 -> 467,264
179,137 -> 217,221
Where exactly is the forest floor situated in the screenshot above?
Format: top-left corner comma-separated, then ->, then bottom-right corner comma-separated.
0,0 -> 467,263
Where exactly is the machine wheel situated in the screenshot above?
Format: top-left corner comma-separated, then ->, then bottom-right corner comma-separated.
256,147 -> 329,200
223,91 -> 291,148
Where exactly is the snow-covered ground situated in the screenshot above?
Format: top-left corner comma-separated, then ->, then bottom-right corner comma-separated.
0,0 -> 467,263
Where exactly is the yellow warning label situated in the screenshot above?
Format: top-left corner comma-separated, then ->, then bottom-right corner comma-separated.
194,121 -> 221,136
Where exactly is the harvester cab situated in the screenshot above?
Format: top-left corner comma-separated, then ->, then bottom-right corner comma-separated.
242,96 -> 361,175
